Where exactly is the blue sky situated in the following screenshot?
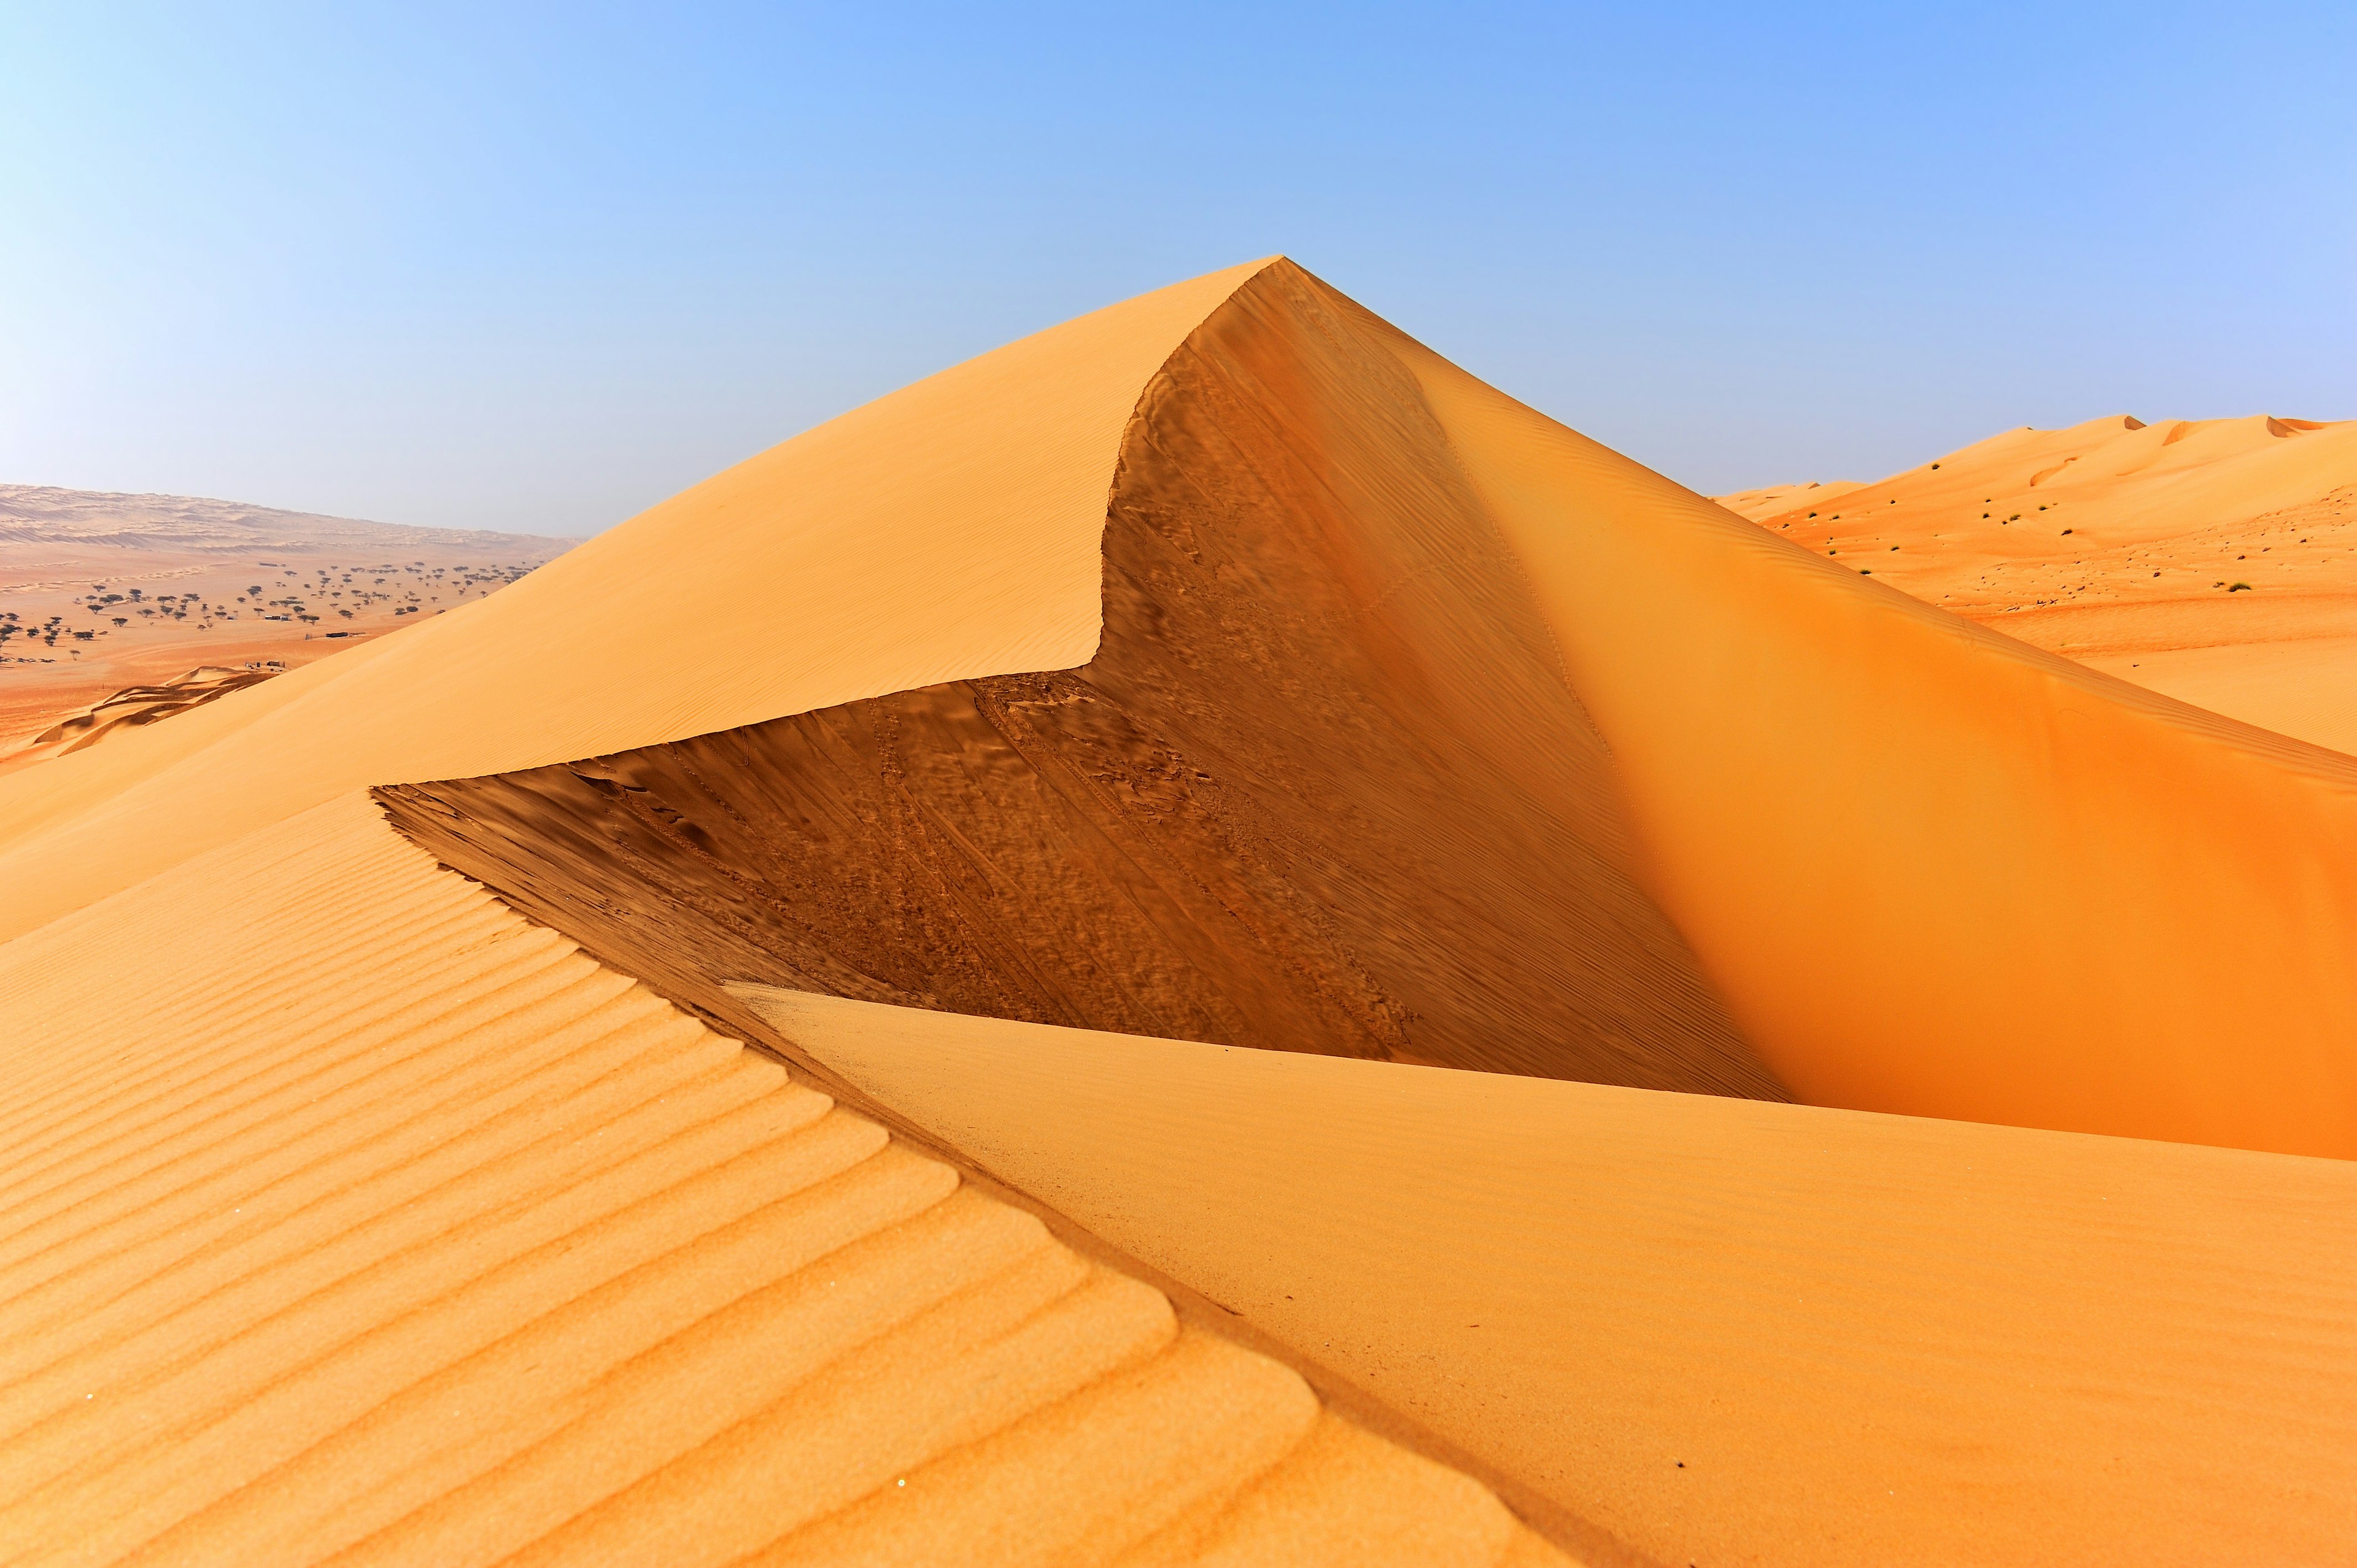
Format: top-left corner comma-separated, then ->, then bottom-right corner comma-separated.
4,2 -> 2351,535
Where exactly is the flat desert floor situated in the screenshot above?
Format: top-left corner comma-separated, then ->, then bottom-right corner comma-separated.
0,485 -> 570,765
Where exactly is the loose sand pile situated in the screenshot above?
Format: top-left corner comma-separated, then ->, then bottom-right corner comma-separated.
1,258 -> 2350,1564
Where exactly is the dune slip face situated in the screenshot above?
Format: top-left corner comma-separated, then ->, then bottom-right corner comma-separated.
0,794 -> 1567,1567
744,987 -> 2357,1568
377,262 -> 1776,1097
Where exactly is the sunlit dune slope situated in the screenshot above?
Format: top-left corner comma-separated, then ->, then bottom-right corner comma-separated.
0,794 -> 1565,1567
375,263 -> 1776,1095
0,259 -> 1270,945
744,987 -> 2357,1568
1726,414 -> 2357,751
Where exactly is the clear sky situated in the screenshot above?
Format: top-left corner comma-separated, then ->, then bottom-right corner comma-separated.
4,2 -> 2351,535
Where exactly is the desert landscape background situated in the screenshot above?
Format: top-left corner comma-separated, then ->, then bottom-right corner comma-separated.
1,257 -> 2348,1566
1718,413 -> 2357,753
0,485 -> 570,771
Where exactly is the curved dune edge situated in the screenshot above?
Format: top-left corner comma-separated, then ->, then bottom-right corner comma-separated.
0,792 -> 1571,1567
370,260 -> 1781,1099
0,258 -> 1276,948
742,985 -> 2357,1568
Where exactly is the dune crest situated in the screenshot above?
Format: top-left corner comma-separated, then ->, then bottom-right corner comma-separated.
378,263 -> 1776,1095
379,261 -> 2357,1155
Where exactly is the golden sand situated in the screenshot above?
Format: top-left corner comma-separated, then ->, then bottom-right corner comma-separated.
0,794 -> 1559,1566
745,986 -> 2357,1568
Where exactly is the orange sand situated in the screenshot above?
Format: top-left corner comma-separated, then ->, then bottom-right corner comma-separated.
1721,415 -> 2357,751
745,986 -> 2357,1568
0,261 -> 1268,948
0,794 -> 1560,1566
1371,319 -> 2357,1156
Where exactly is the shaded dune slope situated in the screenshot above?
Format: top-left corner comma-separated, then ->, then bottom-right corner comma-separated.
381,263 -> 1776,1095
0,794 -> 1568,1566
745,987 -> 2357,1568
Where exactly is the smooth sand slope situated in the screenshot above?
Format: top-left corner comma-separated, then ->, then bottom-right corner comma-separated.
743,987 -> 2357,1568
0,260 -> 1268,946
374,265 -> 1778,1095
1725,415 -> 2357,751
0,793 -> 1563,1566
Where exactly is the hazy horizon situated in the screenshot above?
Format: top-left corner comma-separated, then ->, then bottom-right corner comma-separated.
6,2 -> 2351,537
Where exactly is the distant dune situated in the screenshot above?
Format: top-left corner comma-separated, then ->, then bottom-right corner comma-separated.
1719,413 -> 2357,751
1,259 -> 2350,1564
0,482 -> 575,554
0,483 -> 571,759
1710,477 -> 1864,521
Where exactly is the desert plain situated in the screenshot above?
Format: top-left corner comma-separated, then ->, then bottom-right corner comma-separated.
0,259 -> 2348,1566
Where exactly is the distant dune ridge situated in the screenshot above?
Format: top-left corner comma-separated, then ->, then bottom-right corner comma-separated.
0,258 -> 2351,1565
1719,412 -> 2357,749
0,482 -> 570,554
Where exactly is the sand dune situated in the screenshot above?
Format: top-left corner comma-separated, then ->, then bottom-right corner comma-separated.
373,261 -> 2357,1154
0,794 -> 1561,1566
1710,477 -> 1863,522
1721,413 -> 2357,750
4,255 -> 2352,1561
0,261 -> 1266,949
741,986 -> 2357,1568
373,265 -> 1779,1095
0,665 -> 279,776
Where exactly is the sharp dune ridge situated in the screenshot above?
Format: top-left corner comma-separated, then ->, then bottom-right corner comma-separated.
379,259 -> 2357,1157
377,263 -> 1777,1097
1,255 -> 2352,1565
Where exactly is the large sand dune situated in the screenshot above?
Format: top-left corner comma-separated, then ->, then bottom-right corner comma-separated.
2,256 -> 2351,1560
740,986 -> 2357,1568
371,261 -> 2355,1154
374,265 -> 1777,1095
